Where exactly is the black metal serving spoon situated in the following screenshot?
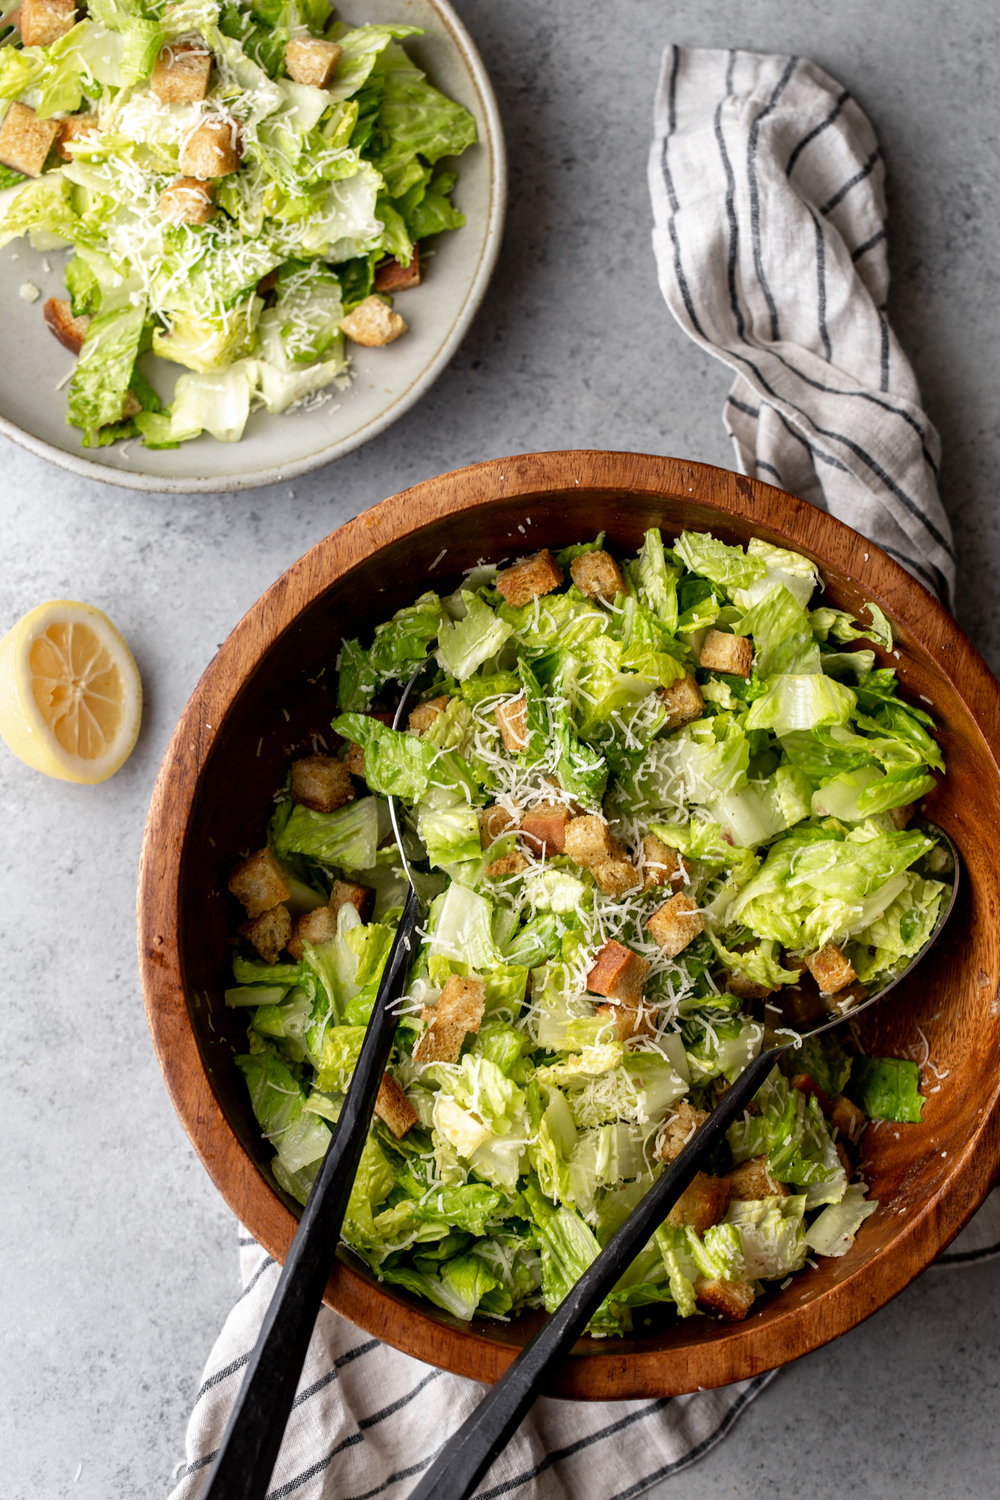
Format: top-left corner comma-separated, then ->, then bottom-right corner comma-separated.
404,823 -> 960,1500
201,667 -> 430,1500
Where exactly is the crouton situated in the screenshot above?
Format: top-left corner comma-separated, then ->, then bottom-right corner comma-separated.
666,1172 -> 731,1234
695,1277 -> 756,1321
495,548 -> 564,608
159,176 -> 214,225
329,879 -> 375,923
479,802 -> 520,847
495,694 -> 529,752
640,834 -> 688,891
570,549 -> 624,600
56,114 -> 96,161
339,294 -> 407,347
591,851 -> 641,897
240,903 -> 291,964
521,803 -> 571,856
656,1101 -> 709,1162
659,673 -> 703,731
413,975 -> 486,1064
284,37 -> 342,88
887,803 -> 913,830
726,972 -> 774,1001
564,814 -> 616,868
374,246 -> 421,293
831,1094 -> 867,1145
374,1073 -> 418,1139
150,42 -> 213,104
586,941 -> 650,1006
805,942 -> 857,995
408,694 -> 450,735
19,0 -> 75,48
286,903 -> 338,961
179,118 -> 241,179
0,102 -> 60,178
344,741 -> 366,777
698,628 -> 753,679
646,891 -> 704,959
725,1155 -> 788,1200
228,848 -> 291,919
43,297 -> 90,355
290,754 -> 354,814
486,851 -> 528,880
120,390 -> 141,420
834,1140 -> 851,1177
594,1000 -> 655,1043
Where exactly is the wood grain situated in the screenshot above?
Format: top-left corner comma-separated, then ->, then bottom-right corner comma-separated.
137,451 -> 1000,1399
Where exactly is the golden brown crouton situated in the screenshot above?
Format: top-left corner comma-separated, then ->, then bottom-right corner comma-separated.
887,803 -> 913,830
19,0 -> 75,48
286,903 -> 338,960
585,941 -> 650,1006
374,1073 -> 418,1139
344,741 -> 366,777
564,814 -> 615,868
0,102 -> 60,177
726,971 -> 774,1002
695,1277 -> 756,1321
150,42 -> 212,104
656,1101 -> 709,1162
56,114 -> 96,161
594,999 -> 655,1043
413,975 -> 486,1064
805,942 -> 856,995
43,297 -> 90,355
646,891 -> 704,959
120,390 -> 142,420
659,673 -> 704,731
179,118 -> 241,179
229,848 -> 291,919
725,1155 -> 788,1200
570,549 -> 624,600
495,694 -> 529,752
374,246 -> 421,292
591,851 -> 641,897
479,802 -> 520,847
159,176 -> 214,225
284,37 -> 342,87
240,903 -> 291,964
521,803 -> 571,856
328,879 -> 375,923
290,754 -> 355,814
666,1172 -> 731,1234
830,1094 -> 867,1145
486,851 -> 529,879
699,628 -> 753,679
495,548 -> 564,608
408,695 -> 450,735
339,294 -> 407,347
640,834 -> 688,891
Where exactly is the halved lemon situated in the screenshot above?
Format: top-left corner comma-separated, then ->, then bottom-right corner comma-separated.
0,601 -> 142,784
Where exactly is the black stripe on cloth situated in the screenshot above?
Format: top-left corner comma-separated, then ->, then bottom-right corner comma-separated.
746,55 -> 799,341
183,1448 -> 219,1476
236,1255 -> 276,1303
879,543 -> 940,593
659,48 -> 709,341
195,1350 -> 252,1404
342,1454 -> 437,1500
934,1244 -> 1000,1266
290,1339 -> 381,1410
878,306 -> 891,392
851,226 -> 887,262
785,88 -> 850,177
265,1371 -> 443,1500
819,147 -> 881,216
809,205 -> 833,361
475,1398 -> 675,1498
237,1236 -> 257,1248
773,406 -> 851,471
726,395 -> 761,419
754,459 -> 785,483
607,1375 -> 774,1500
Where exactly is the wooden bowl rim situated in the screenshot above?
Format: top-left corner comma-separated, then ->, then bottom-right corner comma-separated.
137,449 -> 1000,1397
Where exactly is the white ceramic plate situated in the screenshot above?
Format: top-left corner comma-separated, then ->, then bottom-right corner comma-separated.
0,0 -> 506,492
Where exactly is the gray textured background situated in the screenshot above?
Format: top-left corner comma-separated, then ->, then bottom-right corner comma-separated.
2,1 -> 998,1496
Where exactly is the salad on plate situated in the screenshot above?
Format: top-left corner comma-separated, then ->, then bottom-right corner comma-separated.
0,0 -> 476,447
225,527 -> 947,1334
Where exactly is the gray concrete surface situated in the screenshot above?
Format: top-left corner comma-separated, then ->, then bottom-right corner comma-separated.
2,1 -> 998,1496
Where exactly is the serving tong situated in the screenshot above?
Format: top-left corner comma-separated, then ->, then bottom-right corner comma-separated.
203,654 -> 959,1500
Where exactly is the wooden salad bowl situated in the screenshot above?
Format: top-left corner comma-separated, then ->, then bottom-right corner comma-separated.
137,451 -> 1000,1398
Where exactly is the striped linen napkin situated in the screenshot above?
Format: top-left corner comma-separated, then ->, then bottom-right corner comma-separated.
169,46 -> 997,1500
